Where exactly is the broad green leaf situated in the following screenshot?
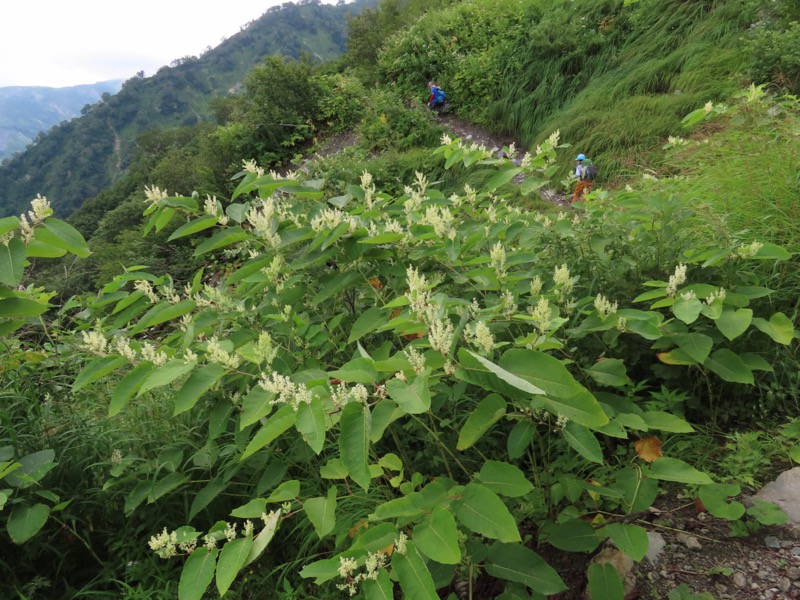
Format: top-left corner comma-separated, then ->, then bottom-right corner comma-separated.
131,299 -> 196,334
216,536 -> 253,596
244,508 -> 280,567
7,503 -> 50,544
456,483 -> 520,543
716,308 -> 752,341
178,547 -> 217,600
477,461 -> 533,497
752,312 -> 795,345
329,357 -> 378,384
487,167 -> 523,191
266,480 -> 300,503
507,419 -> 535,459
348,307 -> 387,343
603,523 -> 649,561
350,522 -> 398,554
311,271 -> 361,305
587,562 -> 624,600
615,467 -> 658,514
231,498 -> 268,519
413,506 -> 461,564
174,363 -> 227,416
110,362 -> 154,416
545,519 -> 600,552
671,297 -> 703,324
386,376 -> 431,415
168,214 -> 218,241
698,483 -> 744,521
240,405 -> 297,460
648,458 -> 712,485
704,349 -> 754,384
587,359 -> 632,388
0,237 -> 26,287
0,216 -> 20,236
747,499 -> 788,525
456,394 -> 506,450
392,542 -> 438,600
40,219 -> 90,257
641,411 -> 694,433
296,397 -> 327,454
563,422 -> 604,464
499,350 -> 608,428
674,333 -> 713,364
193,227 -> 248,257
0,297 -> 48,318
189,478 -> 227,520
464,350 -> 546,395
358,232 -> 405,245
299,558 -> 340,584
752,242 -> 791,260
138,359 -> 196,396
151,472 -> 189,502
305,486 -> 337,539
339,402 -> 371,491
363,570 -> 394,600
485,543 -> 567,595
4,450 -> 55,488
73,356 -> 127,392
239,386 -> 274,429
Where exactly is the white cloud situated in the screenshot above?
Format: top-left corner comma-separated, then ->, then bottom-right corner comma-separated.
0,1 -> 337,88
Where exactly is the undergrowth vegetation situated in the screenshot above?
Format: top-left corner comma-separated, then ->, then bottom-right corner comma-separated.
2,0 -> 800,598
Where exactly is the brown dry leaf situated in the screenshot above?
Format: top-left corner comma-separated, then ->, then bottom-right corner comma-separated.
368,277 -> 383,290
635,436 -> 663,462
348,521 -> 368,538
380,543 -> 395,556
390,308 -> 401,319
403,332 -> 426,340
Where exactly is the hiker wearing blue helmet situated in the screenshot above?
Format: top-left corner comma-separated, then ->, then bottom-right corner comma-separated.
571,153 -> 597,203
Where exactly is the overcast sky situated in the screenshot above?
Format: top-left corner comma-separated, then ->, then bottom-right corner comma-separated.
0,1 -> 338,88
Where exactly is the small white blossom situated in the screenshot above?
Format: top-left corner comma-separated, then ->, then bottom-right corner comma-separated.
465,321 -> 494,354
594,294 -> 618,318
666,263 -> 687,297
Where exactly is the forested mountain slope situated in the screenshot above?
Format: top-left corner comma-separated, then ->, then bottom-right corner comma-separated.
0,80 -> 123,161
0,0 -> 371,218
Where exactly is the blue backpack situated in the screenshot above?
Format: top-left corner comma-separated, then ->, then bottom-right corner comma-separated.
435,88 -> 446,103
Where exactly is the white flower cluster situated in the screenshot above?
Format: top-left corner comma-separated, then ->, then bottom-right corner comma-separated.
134,280 -> 159,303
242,159 -> 266,177
490,242 -> 506,277
705,288 -> 726,305
360,170 -> 376,210
530,276 -> 543,296
254,331 -> 278,367
335,549 -> 389,598
553,264 -> 575,302
140,342 -> 169,367
680,290 -> 697,301
143,185 -> 168,204
148,528 -> 197,559
310,207 -> 356,234
206,336 -> 241,370
530,297 -> 552,333
17,195 -> 52,244
406,267 -> 432,320
421,205 -> 455,239
81,329 -> 109,356
593,294 -> 618,318
193,285 -> 244,313
259,372 -> 313,410
666,263 -> 687,297
428,317 -> 454,356
330,382 -> 369,409
465,321 -> 494,354
403,346 -> 427,375
735,241 -> 763,259
501,290 -> 517,317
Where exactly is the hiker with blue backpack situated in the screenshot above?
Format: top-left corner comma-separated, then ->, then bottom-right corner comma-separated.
571,153 -> 597,203
427,81 -> 447,109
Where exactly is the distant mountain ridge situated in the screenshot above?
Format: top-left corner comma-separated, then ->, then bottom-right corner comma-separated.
0,81 -> 123,161
0,0 -> 370,218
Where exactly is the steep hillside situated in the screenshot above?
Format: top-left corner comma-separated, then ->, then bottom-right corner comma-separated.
0,80 -> 123,161
0,0 -> 370,218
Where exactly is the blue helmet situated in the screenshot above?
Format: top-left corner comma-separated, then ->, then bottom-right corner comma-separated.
575,153 -> 586,161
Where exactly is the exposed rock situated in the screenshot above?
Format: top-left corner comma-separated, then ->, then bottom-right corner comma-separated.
787,566 -> 800,581
753,467 -> 800,524
733,571 -> 747,588
676,532 -> 702,550
764,535 -> 781,549
646,531 -> 666,565
780,577 -> 792,593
